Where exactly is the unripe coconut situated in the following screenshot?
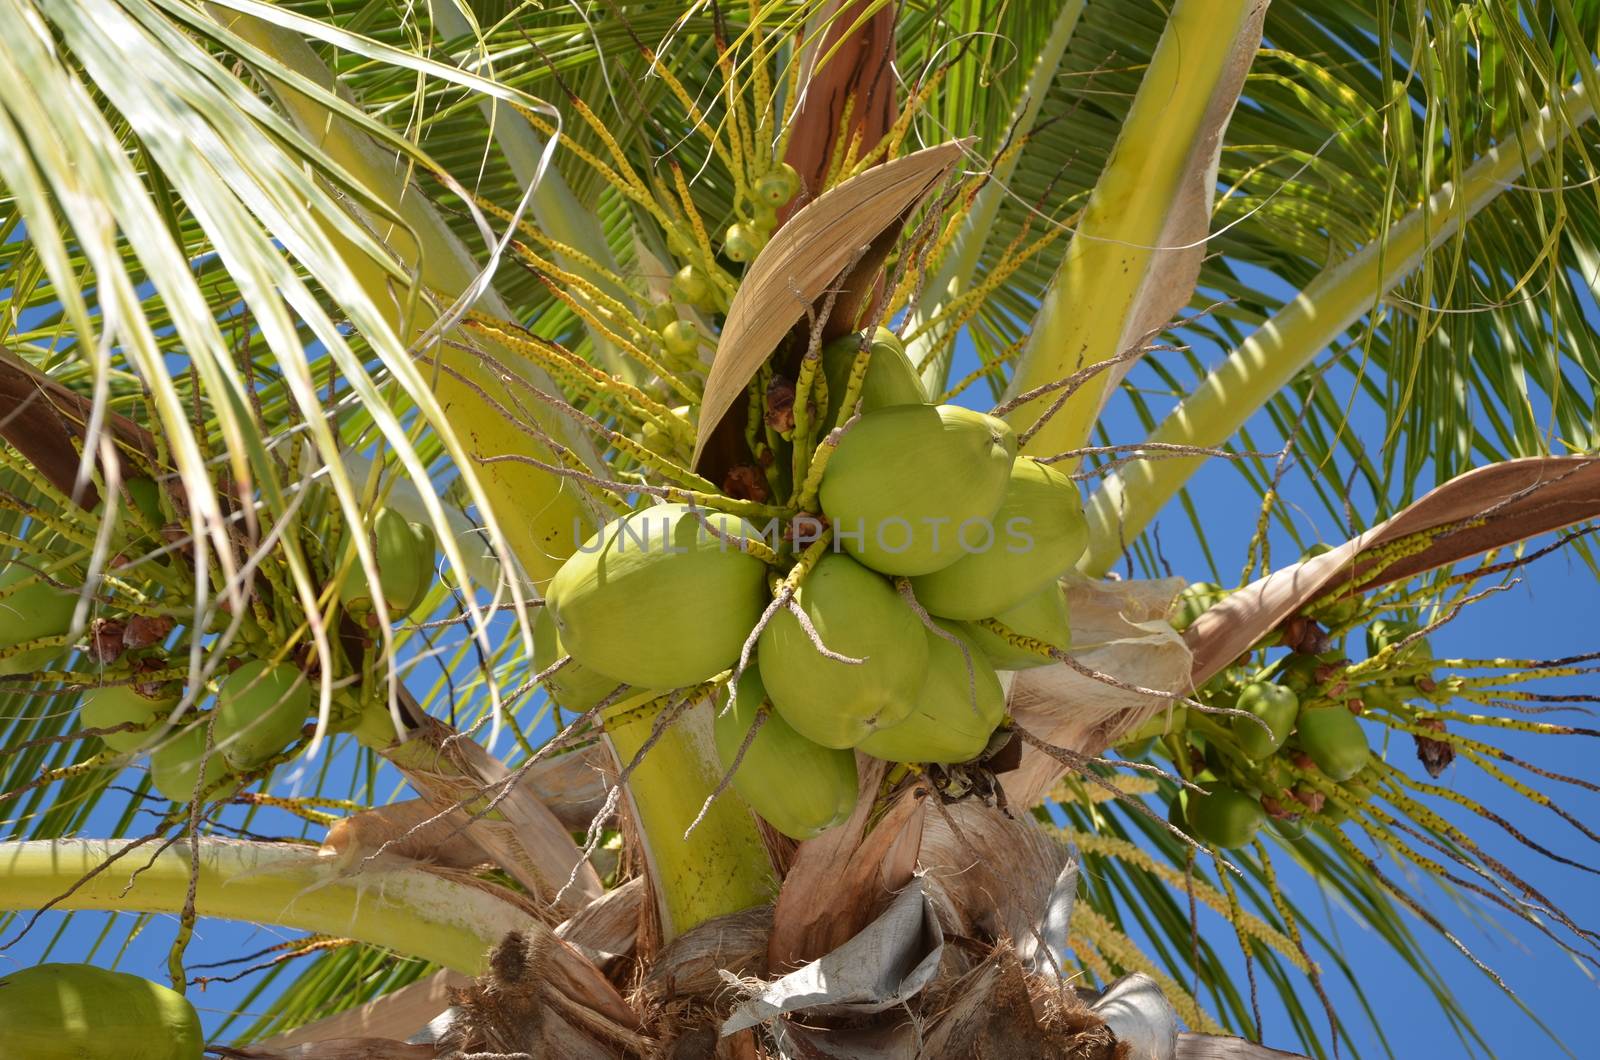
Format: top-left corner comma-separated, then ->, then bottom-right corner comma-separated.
0,963 -> 203,1060
909,458 -> 1085,619
756,162 -> 801,206
820,327 -> 926,426
215,660 -> 310,770
1360,679 -> 1411,711
856,621 -> 1004,764
964,581 -> 1070,670
1230,681 -> 1298,759
713,667 -> 857,839
757,552 -> 925,748
646,301 -> 680,332
81,685 -> 177,754
1296,703 -> 1369,781
724,223 -> 763,262
1365,618 -> 1432,668
547,504 -> 770,689
0,562 -> 77,675
1170,581 -> 1223,632
532,604 -> 624,711
670,264 -> 716,309
1275,652 -> 1324,695
661,319 -> 701,359
819,404 -> 1016,576
639,404 -> 693,460
1186,783 -> 1265,849
339,507 -> 436,620
148,723 -> 235,802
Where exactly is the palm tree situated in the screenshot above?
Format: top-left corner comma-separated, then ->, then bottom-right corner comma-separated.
2,1 -> 1598,1056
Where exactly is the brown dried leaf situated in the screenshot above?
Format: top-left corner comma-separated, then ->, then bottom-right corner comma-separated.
0,347 -> 154,509
1175,1033 -> 1311,1059
692,141 -> 969,470
248,971 -> 470,1049
376,709 -> 604,917
767,760 -> 926,971
1187,455 -> 1600,686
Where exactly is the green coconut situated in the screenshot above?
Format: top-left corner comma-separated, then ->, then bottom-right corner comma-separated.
533,604 -> 624,711
1230,681 -> 1298,759
81,685 -> 177,754
819,404 -> 1016,577
339,507 -> 437,620
1170,581 -> 1223,632
820,327 -> 926,426
0,963 -> 204,1060
215,660 -> 311,770
713,667 -> 858,839
148,723 -> 235,803
547,503 -> 770,689
1365,618 -> 1433,668
909,458 -> 1085,619
1296,704 -> 1369,781
857,621 -> 1004,764
0,561 -> 77,676
1360,679 -> 1411,711
755,162 -> 801,206
964,581 -> 1071,670
757,552 -> 926,748
1186,784 -> 1265,849
639,405 -> 693,460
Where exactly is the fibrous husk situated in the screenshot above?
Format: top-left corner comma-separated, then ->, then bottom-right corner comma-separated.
767,761 -> 925,970
437,930 -> 649,1059
1002,573 -> 1191,808
918,799 -> 1078,976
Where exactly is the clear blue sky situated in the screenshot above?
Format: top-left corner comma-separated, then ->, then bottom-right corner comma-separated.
5,282 -> 1597,1059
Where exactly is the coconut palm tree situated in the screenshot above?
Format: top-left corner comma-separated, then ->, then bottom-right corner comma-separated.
2,1 -> 1598,1056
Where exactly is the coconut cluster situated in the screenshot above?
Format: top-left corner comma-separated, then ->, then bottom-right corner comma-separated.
542,330 -> 1088,841
1130,582 -> 1435,849
66,504 -> 438,802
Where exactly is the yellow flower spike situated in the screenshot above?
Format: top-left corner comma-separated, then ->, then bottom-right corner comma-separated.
1072,905 -> 1223,1033
1063,829 -> 1309,971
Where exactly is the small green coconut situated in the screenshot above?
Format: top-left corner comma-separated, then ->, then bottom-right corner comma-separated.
713,667 -> 858,839
758,552 -> 925,748
0,561 -> 78,676
81,685 -> 177,754
856,621 -> 1004,764
547,503 -> 770,689
820,327 -> 926,426
215,660 -> 310,770
339,507 -> 436,620
964,581 -> 1071,670
0,963 -> 204,1060
909,457 -> 1085,619
1169,581 -> 1223,632
148,723 -> 235,803
532,604 -> 624,711
1230,681 -> 1298,759
755,162 -> 801,206
1365,618 -> 1433,668
1186,783 -> 1266,849
1296,704 -> 1369,781
819,404 -> 1016,577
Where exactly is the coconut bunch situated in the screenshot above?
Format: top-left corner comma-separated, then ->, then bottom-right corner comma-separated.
1118,565 -> 1512,854
539,327 -> 1087,841
2,460 -> 440,804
